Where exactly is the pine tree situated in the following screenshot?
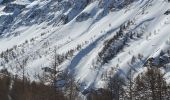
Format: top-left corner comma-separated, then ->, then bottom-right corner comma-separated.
107,73 -> 125,100
133,59 -> 169,100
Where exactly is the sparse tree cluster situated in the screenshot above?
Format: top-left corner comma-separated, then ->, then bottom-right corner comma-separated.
0,46 -> 82,100
96,21 -> 141,68
88,55 -> 170,100
0,72 -> 66,100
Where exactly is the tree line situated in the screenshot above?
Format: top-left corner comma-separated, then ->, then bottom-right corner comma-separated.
88,58 -> 170,100
1,52 -> 170,100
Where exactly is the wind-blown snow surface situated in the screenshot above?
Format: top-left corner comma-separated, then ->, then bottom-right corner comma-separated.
0,0 -> 170,92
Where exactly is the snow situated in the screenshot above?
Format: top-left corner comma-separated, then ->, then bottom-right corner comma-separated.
13,0 -> 30,5
26,1 -> 39,9
0,0 -> 170,92
0,0 -> 3,4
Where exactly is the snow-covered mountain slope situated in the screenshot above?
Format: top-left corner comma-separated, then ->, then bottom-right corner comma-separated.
0,0 -> 170,91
